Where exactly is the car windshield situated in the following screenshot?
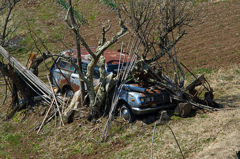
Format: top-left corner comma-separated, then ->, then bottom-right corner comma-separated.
107,62 -> 127,73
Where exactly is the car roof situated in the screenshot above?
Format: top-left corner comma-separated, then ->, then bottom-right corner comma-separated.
61,47 -> 131,65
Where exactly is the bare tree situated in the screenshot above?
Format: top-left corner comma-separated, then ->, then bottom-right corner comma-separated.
64,0 -> 85,107
62,0 -> 206,121
0,0 -> 20,47
64,0 -> 128,121
120,0 -> 205,96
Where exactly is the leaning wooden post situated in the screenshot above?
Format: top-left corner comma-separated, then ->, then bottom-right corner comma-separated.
47,75 -> 65,126
37,99 -> 55,134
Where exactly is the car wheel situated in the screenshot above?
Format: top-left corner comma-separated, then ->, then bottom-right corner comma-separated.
120,103 -> 135,123
65,88 -> 74,98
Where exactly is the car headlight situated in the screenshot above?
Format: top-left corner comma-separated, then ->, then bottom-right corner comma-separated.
140,98 -> 145,103
146,97 -> 151,102
140,97 -> 152,104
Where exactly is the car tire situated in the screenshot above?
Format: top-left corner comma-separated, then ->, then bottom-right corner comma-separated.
120,103 -> 135,123
65,88 -> 74,98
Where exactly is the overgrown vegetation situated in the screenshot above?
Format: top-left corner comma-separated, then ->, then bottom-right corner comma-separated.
0,0 -> 240,158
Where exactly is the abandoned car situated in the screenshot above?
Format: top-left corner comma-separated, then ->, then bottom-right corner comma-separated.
50,47 -> 177,122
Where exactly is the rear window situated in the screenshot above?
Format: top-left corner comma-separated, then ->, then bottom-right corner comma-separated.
107,62 -> 127,73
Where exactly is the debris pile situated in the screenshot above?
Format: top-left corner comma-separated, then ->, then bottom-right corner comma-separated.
0,41 -> 222,135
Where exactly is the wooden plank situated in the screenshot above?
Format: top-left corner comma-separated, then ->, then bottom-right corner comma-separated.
0,46 -> 63,104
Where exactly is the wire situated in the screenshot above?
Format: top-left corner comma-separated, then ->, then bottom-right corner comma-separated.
151,121 -> 157,159
165,123 -> 185,159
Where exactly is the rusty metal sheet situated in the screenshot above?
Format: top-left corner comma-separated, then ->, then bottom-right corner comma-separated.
62,47 -> 130,64
129,84 -> 162,94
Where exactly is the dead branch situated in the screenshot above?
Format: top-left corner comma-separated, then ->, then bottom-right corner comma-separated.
47,74 -> 64,126
37,100 -> 54,134
0,0 -> 20,47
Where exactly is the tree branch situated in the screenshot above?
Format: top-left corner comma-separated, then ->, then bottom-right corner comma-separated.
64,4 -> 96,60
96,9 -> 127,57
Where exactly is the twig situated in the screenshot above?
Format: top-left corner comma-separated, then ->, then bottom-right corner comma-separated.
54,105 -> 57,127
47,74 -> 65,126
37,100 -> 55,134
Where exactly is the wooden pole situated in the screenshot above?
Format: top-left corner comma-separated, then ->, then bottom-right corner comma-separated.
37,100 -> 54,134
47,75 -> 65,126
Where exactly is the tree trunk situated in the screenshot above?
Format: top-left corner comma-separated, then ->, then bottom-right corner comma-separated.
0,62 -> 35,119
86,60 -> 98,120
76,34 -> 85,106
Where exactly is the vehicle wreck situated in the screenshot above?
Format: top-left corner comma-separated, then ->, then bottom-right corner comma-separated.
49,46 -> 220,123
50,47 -> 180,122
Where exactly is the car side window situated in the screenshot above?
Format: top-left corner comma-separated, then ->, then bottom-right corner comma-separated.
74,63 -> 100,79
93,66 -> 100,79
82,63 -> 87,75
57,59 -> 74,72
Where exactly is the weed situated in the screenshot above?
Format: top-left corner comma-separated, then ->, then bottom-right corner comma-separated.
102,0 -> 117,8
199,114 -> 208,118
235,70 -> 240,74
171,115 -> 182,121
203,137 -> 216,143
190,68 -> 212,75
3,123 -> 15,133
56,0 -> 85,24
13,115 -> 20,122
225,75 -> 234,81
89,14 -> 95,20
4,133 -> 22,146
0,113 -> 6,118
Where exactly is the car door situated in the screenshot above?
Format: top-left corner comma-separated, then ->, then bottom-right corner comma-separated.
70,62 -> 100,92
70,62 -> 88,92
53,58 -> 74,91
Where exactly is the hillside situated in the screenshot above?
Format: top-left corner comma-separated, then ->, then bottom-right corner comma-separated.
0,0 -> 240,159
177,0 -> 240,70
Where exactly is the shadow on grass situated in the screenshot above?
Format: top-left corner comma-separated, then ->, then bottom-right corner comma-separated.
215,94 -> 240,107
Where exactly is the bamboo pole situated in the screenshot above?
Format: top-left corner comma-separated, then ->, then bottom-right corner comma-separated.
37,100 -> 55,134
47,75 -> 65,127
0,45 -> 64,105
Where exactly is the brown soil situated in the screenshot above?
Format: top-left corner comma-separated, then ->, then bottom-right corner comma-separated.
176,1 -> 240,71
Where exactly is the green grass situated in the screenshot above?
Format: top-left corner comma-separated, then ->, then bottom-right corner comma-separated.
171,114 -> 182,121
102,0 -> 117,8
186,68 -> 212,76
199,114 -> 209,118
4,133 -> 22,146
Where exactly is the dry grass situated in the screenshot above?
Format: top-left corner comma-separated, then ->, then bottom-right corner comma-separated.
108,65 -> 240,159
1,54 -> 240,159
1,0 -> 240,158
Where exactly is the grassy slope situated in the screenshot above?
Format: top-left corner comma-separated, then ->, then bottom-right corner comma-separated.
0,0 -> 240,158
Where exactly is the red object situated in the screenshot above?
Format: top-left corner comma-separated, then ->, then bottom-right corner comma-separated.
62,47 -> 130,64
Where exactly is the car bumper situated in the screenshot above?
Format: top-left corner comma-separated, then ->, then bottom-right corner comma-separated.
131,103 -> 177,115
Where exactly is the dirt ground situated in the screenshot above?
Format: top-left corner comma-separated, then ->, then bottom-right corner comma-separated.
177,0 -> 240,71
1,0 -> 240,158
